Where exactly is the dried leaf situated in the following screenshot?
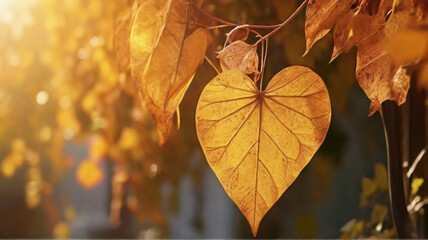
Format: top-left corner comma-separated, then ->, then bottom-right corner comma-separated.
304,0 -> 355,55
332,12 -> 384,61
217,40 -> 259,76
356,12 -> 412,115
132,0 -> 209,144
226,26 -> 250,44
196,67 -> 331,236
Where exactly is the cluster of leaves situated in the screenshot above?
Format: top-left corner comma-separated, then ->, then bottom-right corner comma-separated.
116,0 -> 428,236
116,0 -> 334,235
305,0 -> 428,115
0,0 -> 179,237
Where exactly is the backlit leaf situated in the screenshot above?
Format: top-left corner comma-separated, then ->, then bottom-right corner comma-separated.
196,67 -> 331,236
132,0 -> 209,144
130,0 -> 171,80
114,1 -> 138,72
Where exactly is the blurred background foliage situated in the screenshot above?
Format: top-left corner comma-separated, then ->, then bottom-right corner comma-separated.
0,0 -> 411,238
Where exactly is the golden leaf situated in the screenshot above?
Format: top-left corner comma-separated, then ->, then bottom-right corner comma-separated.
114,2 -> 138,72
217,40 -> 259,76
304,0 -> 355,55
130,0 -> 171,80
131,0 -> 209,144
196,67 -> 331,236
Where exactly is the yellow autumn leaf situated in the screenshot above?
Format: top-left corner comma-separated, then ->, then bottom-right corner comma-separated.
130,0 -> 172,81
196,67 -> 331,236
131,0 -> 208,145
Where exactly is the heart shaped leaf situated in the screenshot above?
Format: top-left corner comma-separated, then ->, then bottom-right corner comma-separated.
195,66 -> 331,236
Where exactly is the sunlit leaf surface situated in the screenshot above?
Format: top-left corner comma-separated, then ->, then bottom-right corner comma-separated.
196,66 -> 331,236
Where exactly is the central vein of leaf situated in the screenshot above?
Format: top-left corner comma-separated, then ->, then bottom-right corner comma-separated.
254,96 -> 263,228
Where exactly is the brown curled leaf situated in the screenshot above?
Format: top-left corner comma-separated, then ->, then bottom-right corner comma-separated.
217,40 -> 259,76
196,66 -> 331,236
226,25 -> 250,44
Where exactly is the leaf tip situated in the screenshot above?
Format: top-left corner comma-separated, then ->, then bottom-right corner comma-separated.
368,100 -> 381,116
302,48 -> 310,57
330,50 -> 340,63
251,225 -> 259,237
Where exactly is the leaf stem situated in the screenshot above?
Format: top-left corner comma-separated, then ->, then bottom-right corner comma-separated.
260,0 -> 309,40
189,1 -> 306,31
204,55 -> 220,74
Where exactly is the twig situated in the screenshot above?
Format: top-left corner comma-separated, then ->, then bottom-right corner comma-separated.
189,2 -> 304,31
204,55 -> 220,74
380,103 -> 415,238
407,148 -> 426,178
260,0 -> 309,40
